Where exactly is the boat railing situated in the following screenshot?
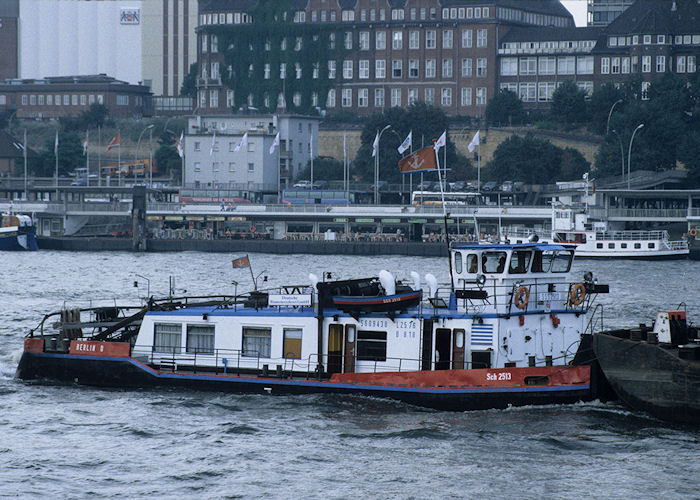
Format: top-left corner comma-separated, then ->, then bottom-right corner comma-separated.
584,303 -> 604,335
669,239 -> 689,250
594,230 -> 670,241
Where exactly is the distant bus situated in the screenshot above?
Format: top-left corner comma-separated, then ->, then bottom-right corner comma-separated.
411,191 -> 483,207
282,189 -> 360,205
179,188 -> 251,204
101,160 -> 155,178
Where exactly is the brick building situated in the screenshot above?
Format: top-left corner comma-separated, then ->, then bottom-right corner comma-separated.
0,74 -> 153,119
0,1 -> 19,81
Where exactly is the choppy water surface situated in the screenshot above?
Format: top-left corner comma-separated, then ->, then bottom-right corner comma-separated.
1,251 -> 699,498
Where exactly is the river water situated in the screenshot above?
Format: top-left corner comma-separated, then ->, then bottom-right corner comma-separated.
1,251 -> 699,498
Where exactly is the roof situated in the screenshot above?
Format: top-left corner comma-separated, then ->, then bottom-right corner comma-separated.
605,0 -> 700,35
452,242 -> 574,251
442,0 -> 573,19
0,130 -> 37,160
500,25 -> 603,43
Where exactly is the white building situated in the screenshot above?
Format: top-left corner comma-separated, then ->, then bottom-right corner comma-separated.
184,114 -> 320,201
18,0 -> 197,97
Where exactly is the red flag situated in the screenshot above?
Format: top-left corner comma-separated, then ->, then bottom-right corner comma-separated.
398,146 -> 438,174
232,256 -> 250,268
107,132 -> 120,151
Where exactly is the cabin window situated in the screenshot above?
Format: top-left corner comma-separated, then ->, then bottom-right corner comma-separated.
482,251 -> 507,273
620,243 -> 627,249
648,243 -> 655,249
608,243 -> 615,249
356,330 -> 387,361
454,251 -> 463,273
533,250 -> 573,273
154,323 -> 182,353
596,243 -> 603,249
550,250 -> 573,272
467,254 -> 478,273
186,325 -> 215,354
634,243 -> 641,249
242,326 -> 271,357
508,250 -> 531,274
283,328 -> 302,359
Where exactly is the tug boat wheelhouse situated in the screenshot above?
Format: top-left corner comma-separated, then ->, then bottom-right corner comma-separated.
17,242 -> 610,411
0,214 -> 38,251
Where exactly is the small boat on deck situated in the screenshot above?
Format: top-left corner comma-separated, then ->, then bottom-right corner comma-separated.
593,310 -> 700,424
17,242 -> 613,411
1,213 -> 38,251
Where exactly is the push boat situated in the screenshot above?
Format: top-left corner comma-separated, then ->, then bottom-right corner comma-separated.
17,242 -> 612,411
593,309 -> 700,424
0,213 -> 38,251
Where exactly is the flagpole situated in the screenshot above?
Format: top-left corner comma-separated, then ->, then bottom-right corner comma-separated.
54,130 -> 59,198
277,140 -> 281,203
98,126 -> 102,187
310,136 -> 314,187
434,138 -> 454,294
118,130 -> 121,187
86,129 -> 90,186
23,128 -> 27,200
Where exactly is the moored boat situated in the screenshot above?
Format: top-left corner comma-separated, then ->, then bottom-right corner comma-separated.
1,213 -> 38,251
16,242 -> 611,411
593,310 -> 700,424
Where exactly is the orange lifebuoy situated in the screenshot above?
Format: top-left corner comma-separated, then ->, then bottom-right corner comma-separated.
569,283 -> 586,307
513,286 -> 530,310
690,228 -> 698,237
249,225 -> 256,233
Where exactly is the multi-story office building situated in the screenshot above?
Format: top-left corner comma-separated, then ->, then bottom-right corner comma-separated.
0,1 -> 19,81
587,0 -> 634,27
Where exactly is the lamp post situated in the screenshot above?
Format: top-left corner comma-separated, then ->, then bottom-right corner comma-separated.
149,126 -> 153,187
374,124 -> 391,204
627,123 -> 644,190
135,124 -> 154,183
611,129 -> 625,179
606,99 -> 623,135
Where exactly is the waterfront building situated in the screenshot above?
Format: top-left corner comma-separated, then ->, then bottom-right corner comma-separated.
183,114 -> 320,199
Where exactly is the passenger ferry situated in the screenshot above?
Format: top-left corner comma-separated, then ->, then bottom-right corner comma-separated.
16,242 -> 610,411
0,213 -> 38,251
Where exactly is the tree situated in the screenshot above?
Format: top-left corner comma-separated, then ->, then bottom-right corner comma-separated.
59,103 -> 110,132
296,157 -> 345,182
485,89 -> 526,126
180,62 -> 198,99
35,131 -> 84,177
587,82 -> 625,135
550,80 -> 588,124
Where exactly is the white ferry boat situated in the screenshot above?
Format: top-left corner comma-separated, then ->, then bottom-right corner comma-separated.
17,242 -> 611,411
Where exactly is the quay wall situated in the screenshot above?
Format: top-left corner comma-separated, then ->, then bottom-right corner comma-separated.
37,237 -> 448,257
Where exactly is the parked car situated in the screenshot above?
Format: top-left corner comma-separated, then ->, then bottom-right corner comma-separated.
481,181 -> 498,192
312,180 -> 329,189
450,181 -> 466,191
293,180 -> 312,188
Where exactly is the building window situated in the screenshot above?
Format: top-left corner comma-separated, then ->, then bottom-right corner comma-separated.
295,63 -> 302,79
476,29 -> 487,48
358,88 -> 369,107
656,55 -> 666,72
343,60 -> 353,79
409,31 -> 419,49
326,89 -> 336,107
558,56 -> 575,75
601,57 -> 610,74
392,31 -> 403,50
409,59 -> 419,78
426,30 -> 436,49
376,59 -> 386,79
518,83 -> 535,102
242,326 -> 271,358
342,9 -> 354,21
116,95 -> 129,105
476,58 -> 487,77
538,56 -> 556,75
202,34 -> 208,53
29,95 -> 36,105
519,57 -> 537,76
391,88 -> 401,107
424,88 -> 435,105
46,95 -> 52,105
248,162 -> 255,171
461,87 -> 472,106
359,32 -> 369,50
643,35 -> 651,45
391,8 -> 404,20
621,57 -> 631,74
344,31 -> 352,50
154,323 -> 181,353
426,59 -> 436,78
88,94 -> 95,104
97,95 -> 103,104
462,29 -> 472,48
462,58 -> 473,77
677,55 -> 686,73
408,88 -> 418,105
688,56 -> 696,73
442,58 -> 453,78
392,59 -> 402,78
442,30 -> 453,49
356,330 -> 387,361
63,95 -> 70,105
538,82 -> 556,102
283,328 -> 302,359
611,57 -> 621,74
71,95 -> 78,105
328,61 -> 336,79
642,55 -> 651,73
359,60 -> 369,79
342,88 -> 352,107
577,56 -> 593,75
441,88 -> 452,106
376,31 -> 386,50
374,88 -> 385,107
476,87 -> 487,106
576,81 -> 594,98
209,90 -> 218,108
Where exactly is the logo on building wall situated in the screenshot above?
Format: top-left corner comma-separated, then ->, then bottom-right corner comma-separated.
120,9 -> 140,25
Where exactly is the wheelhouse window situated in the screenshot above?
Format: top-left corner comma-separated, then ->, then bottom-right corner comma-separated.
454,251 -> 463,273
357,330 -> 387,361
532,249 -> 573,273
154,323 -> 181,353
186,325 -> 215,354
243,326 -> 271,357
467,254 -> 478,273
481,251 -> 507,273
508,250 -> 532,274
283,328 -> 302,359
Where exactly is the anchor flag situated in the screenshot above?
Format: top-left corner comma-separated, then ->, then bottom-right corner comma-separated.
468,130 -> 480,153
397,130 -> 412,155
232,255 -> 250,268
233,132 -> 247,152
397,146 -> 437,174
107,132 -> 120,151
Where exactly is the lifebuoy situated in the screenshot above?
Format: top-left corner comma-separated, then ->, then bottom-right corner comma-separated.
690,228 -> 698,237
569,283 -> 586,307
513,285 -> 530,310
249,224 -> 256,233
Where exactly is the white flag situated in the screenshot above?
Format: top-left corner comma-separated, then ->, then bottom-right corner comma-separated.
54,130 -> 59,155
398,130 -> 412,155
209,132 -> 216,156
233,132 -> 248,152
176,132 -> 184,158
309,135 -> 313,159
269,132 -> 280,155
82,131 -> 89,156
434,130 -> 446,152
468,130 -> 480,153
371,131 -> 379,157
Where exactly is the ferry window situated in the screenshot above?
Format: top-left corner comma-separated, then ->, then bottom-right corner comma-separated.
454,251 -> 463,273
467,254 -> 478,273
356,330 -> 387,361
634,243 -> 641,249
596,243 -> 603,249
283,328 -> 302,359
648,243 -> 655,249
508,250 -> 531,274
620,243 -> 627,249
154,323 -> 182,353
550,250 -> 573,273
482,251 -> 506,273
608,243 -> 615,249
242,326 -> 271,357
186,325 -> 215,354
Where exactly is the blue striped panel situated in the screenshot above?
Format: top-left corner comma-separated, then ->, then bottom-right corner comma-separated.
471,323 -> 493,346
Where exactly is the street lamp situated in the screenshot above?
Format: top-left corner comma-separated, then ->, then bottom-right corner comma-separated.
610,129 -> 625,180
627,123 -> 644,189
374,124 -> 391,204
149,126 -> 153,187
135,124 -> 154,183
606,99 -> 623,135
